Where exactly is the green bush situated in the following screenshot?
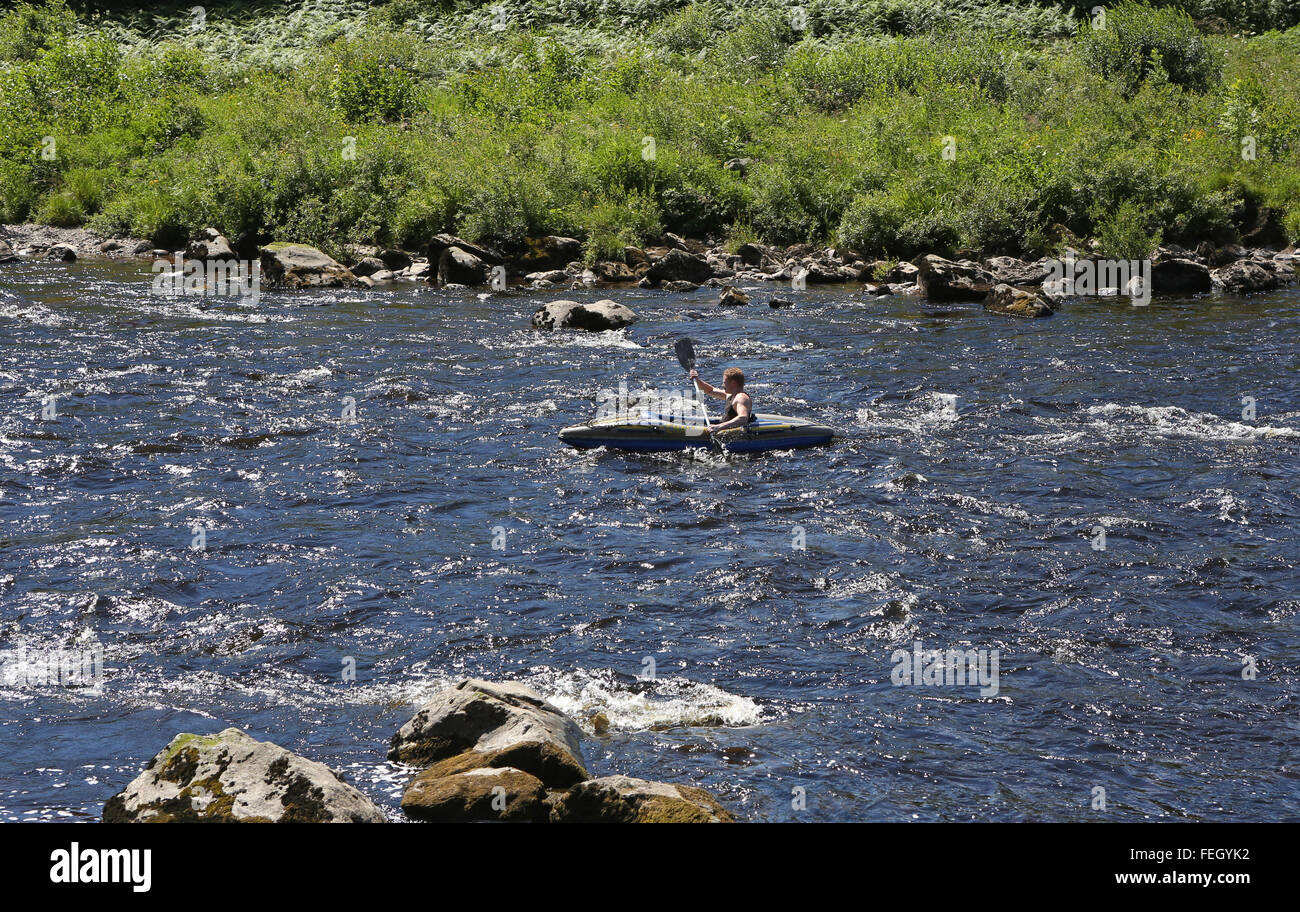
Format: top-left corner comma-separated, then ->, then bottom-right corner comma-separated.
580,192 -> 662,263
654,2 -> 725,54
711,12 -> 798,73
837,190 -> 962,258
1136,0 -> 1300,32
36,189 -> 82,226
1077,2 -> 1221,96
25,34 -> 125,131
655,151 -> 746,239
1091,199 -> 1163,259
327,39 -> 421,122
0,159 -> 37,222
0,0 -> 75,64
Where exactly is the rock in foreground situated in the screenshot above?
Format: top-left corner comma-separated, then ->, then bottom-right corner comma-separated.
551,775 -> 735,823
390,679 -> 738,822
532,299 -> 637,332
401,766 -> 548,822
103,728 -> 386,823
390,678 -> 588,788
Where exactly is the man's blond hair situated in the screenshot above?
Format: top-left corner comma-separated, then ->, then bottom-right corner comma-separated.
723,367 -> 745,387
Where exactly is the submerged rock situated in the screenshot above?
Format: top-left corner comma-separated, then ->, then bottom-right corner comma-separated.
550,775 -> 734,823
913,254 -> 994,301
259,243 -> 356,288
532,299 -> 637,332
389,679 -> 588,788
103,728 -> 386,823
661,279 -> 700,293
718,285 -> 750,306
984,283 -> 1055,318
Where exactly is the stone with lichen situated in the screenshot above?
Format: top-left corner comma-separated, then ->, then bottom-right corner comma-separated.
103,728 -> 386,823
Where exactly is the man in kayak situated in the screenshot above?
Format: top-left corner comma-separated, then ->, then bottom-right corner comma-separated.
689,367 -> 754,435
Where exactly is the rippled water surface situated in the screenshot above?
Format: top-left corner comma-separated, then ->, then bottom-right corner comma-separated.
2,259 -> 1298,821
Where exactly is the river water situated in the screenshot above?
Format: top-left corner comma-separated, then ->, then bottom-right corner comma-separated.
1,259 -> 1297,821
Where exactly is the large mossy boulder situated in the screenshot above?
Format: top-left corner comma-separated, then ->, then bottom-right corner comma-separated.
550,775 -> 735,823
532,299 -> 637,331
259,243 -> 356,288
103,729 -> 386,823
389,679 -> 588,789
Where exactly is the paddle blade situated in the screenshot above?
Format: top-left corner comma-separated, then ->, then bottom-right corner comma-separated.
674,338 -> 697,372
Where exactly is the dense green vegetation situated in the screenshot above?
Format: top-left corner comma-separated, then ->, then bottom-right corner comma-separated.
2,0 -> 1298,261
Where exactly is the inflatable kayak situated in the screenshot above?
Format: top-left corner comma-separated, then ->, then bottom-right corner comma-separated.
559,412 -> 836,453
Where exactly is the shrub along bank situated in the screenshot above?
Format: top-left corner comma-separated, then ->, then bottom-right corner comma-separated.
1,0 -> 1298,264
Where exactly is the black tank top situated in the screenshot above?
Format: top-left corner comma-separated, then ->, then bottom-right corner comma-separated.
723,393 -> 755,424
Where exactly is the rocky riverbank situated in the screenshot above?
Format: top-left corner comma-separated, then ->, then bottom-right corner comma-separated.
102,679 -> 735,823
4,223 -> 1296,323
